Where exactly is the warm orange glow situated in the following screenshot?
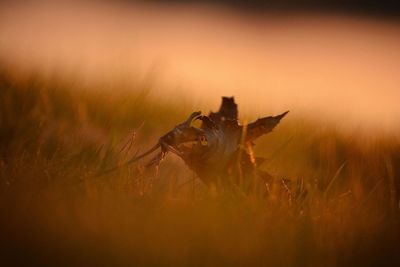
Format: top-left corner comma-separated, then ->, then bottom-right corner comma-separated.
1,1 -> 399,132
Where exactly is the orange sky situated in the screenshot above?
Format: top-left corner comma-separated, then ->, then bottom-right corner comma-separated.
1,1 -> 399,133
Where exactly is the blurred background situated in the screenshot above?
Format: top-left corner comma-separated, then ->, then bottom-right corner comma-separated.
1,0 -> 399,132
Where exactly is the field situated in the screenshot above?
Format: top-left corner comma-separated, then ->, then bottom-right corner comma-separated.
1,63 -> 400,267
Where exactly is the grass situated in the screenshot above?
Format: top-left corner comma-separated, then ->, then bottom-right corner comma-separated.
0,64 -> 399,267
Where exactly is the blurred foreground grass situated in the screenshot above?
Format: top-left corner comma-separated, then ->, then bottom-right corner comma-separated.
0,65 -> 399,267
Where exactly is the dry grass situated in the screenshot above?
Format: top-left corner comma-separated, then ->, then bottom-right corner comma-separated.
0,65 -> 399,267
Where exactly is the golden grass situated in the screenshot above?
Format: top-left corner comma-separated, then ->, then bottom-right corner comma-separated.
0,65 -> 399,266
